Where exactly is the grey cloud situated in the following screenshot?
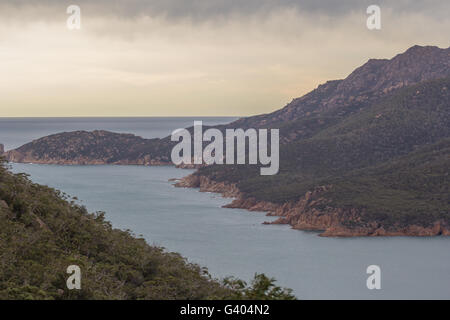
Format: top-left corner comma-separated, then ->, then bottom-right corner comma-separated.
3,0 -> 449,20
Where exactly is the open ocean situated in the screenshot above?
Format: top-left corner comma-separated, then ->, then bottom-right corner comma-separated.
2,117 -> 450,299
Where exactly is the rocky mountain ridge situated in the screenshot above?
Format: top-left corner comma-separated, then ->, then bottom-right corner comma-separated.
233,45 -> 450,131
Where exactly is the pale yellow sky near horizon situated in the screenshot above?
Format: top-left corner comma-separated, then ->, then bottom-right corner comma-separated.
0,2 -> 449,117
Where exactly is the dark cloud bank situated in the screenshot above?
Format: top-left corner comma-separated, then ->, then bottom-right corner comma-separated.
6,0 -> 449,20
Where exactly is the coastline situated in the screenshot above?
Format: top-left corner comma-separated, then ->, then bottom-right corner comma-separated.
174,173 -> 450,238
2,150 -> 171,166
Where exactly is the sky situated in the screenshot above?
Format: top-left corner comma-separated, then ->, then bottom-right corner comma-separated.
0,0 -> 449,117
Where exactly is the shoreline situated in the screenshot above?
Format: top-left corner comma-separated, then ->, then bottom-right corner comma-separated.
174,173 -> 450,238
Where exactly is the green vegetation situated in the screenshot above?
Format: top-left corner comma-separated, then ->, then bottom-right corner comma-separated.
325,139 -> 450,227
198,78 -> 450,228
0,158 -> 294,300
223,274 -> 295,300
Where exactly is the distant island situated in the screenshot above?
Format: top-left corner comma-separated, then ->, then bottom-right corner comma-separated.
2,45 -> 450,237
3,130 -> 173,165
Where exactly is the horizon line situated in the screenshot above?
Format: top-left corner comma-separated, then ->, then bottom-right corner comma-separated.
0,115 -> 242,119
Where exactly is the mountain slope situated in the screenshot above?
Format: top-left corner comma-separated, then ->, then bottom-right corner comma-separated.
261,138 -> 450,237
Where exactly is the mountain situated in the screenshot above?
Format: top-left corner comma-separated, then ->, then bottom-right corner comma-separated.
234,45 -> 450,129
3,45 -> 450,237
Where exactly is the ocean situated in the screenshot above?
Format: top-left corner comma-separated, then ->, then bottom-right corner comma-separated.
2,117 -> 450,299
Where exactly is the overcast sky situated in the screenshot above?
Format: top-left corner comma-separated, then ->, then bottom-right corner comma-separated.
0,0 -> 449,117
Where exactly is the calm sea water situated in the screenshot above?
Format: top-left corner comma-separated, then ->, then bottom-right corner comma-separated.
2,118 -> 450,299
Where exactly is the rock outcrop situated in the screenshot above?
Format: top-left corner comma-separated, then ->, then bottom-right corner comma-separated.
175,174 -> 240,198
